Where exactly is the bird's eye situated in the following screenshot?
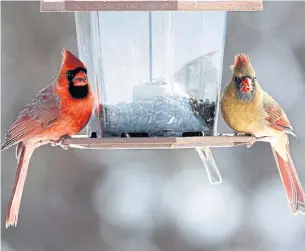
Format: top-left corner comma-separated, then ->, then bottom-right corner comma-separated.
66,70 -> 73,79
234,76 -> 242,83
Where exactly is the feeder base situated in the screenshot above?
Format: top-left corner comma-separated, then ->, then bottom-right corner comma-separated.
57,134 -> 261,150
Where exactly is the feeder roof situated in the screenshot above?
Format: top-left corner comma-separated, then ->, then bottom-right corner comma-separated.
40,0 -> 263,12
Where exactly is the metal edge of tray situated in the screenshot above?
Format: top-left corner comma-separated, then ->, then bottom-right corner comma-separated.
60,134 -> 258,150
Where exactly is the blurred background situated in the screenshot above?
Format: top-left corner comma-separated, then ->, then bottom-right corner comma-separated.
1,1 -> 305,251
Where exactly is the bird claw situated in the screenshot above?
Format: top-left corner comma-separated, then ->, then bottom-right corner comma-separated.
50,135 -> 70,150
245,141 -> 255,148
233,132 -> 272,148
246,135 -> 272,148
234,132 -> 246,136
234,131 -> 254,137
60,144 -> 69,151
233,132 -> 257,148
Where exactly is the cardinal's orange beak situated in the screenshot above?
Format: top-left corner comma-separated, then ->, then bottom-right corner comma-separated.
240,77 -> 251,93
73,71 -> 88,86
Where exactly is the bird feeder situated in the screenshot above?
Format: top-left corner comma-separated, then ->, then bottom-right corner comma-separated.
40,0 -> 263,185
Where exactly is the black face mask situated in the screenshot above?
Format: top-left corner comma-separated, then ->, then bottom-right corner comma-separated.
66,67 -> 89,99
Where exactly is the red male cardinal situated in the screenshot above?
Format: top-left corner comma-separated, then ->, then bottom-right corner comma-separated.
1,49 -> 94,227
221,53 -> 305,215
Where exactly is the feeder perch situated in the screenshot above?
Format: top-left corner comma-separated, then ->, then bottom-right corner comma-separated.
40,1 -> 263,185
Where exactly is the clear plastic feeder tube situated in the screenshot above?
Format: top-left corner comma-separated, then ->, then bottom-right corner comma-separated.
75,11 -> 227,138
75,11 -> 227,185
75,12 -> 106,138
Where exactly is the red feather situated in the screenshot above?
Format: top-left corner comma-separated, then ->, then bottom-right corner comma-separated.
272,146 -> 305,214
1,84 -> 61,150
234,53 -> 250,67
263,95 -> 294,133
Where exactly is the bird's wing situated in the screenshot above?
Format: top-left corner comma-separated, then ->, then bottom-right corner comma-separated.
263,92 -> 295,136
1,84 -> 61,150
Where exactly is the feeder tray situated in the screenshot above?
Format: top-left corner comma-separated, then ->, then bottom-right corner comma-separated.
61,134 -> 258,150
40,2 -> 264,185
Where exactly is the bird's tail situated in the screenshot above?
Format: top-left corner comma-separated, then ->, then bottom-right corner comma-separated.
271,145 -> 305,215
6,143 -> 35,227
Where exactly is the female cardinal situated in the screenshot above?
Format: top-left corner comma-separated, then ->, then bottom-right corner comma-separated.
1,49 -> 94,227
221,53 -> 305,215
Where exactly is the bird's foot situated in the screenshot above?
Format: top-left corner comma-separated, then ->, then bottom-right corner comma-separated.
243,134 -> 255,148
234,131 -> 246,136
233,132 -> 257,148
234,131 -> 253,137
50,135 -> 71,150
233,132 -> 272,148
245,135 -> 273,148
253,136 -> 273,142
245,141 -> 255,148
